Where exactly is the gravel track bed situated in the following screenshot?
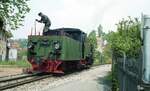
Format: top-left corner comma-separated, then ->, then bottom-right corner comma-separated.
4,65 -> 111,91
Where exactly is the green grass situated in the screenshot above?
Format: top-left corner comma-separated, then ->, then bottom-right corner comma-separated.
93,59 -> 109,66
106,72 -> 112,81
93,59 -> 101,66
0,60 -> 31,68
97,71 -> 112,90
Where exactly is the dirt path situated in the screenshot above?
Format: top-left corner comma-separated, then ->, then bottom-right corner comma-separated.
43,65 -> 111,91
0,67 -> 23,77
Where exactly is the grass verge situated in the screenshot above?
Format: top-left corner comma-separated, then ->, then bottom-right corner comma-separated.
0,60 -> 31,68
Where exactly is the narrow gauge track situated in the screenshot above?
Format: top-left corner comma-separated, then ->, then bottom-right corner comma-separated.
0,73 -> 25,79
0,73 -> 52,90
0,73 -> 38,83
0,66 -> 98,90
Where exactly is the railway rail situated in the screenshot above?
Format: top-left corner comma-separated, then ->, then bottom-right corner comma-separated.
0,66 -> 98,91
0,73 -> 24,79
0,73 -> 52,90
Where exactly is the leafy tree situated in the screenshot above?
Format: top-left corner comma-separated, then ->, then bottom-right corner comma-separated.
14,39 -> 27,60
102,44 -> 112,64
98,24 -> 103,37
16,39 -> 27,48
106,17 -> 141,58
97,24 -> 107,38
87,30 -> 97,63
88,30 -> 106,65
0,0 -> 30,30
88,26 -> 112,65
88,30 -> 97,49
0,18 -> 12,38
4,30 -> 13,38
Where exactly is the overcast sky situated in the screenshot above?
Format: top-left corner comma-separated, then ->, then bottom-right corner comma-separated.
12,0 -> 150,39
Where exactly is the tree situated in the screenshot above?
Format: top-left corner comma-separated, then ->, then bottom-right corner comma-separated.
16,39 -> 27,48
106,17 -> 141,58
102,44 -> 112,64
0,17 -> 12,38
88,30 -> 97,49
88,30 -> 98,64
0,0 -> 30,30
97,24 -> 102,37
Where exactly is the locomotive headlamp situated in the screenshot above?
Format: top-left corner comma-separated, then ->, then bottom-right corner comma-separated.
53,41 -> 61,50
28,43 -> 34,49
28,44 -> 32,49
54,42 -> 60,50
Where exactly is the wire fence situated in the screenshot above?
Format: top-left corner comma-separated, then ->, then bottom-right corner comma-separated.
112,51 -> 150,91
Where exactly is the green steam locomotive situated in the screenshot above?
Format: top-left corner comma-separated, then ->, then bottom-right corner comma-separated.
27,28 -> 93,73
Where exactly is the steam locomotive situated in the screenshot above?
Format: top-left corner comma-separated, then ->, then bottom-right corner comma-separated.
27,28 -> 93,73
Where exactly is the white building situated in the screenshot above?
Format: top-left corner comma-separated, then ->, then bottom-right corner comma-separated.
8,40 -> 19,61
9,48 -> 17,61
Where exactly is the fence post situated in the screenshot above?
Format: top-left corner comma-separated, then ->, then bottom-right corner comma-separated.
123,52 -> 126,91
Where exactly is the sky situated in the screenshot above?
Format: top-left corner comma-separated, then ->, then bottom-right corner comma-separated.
12,0 -> 150,39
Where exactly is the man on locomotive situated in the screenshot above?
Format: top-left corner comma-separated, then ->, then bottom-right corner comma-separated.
36,12 -> 51,34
